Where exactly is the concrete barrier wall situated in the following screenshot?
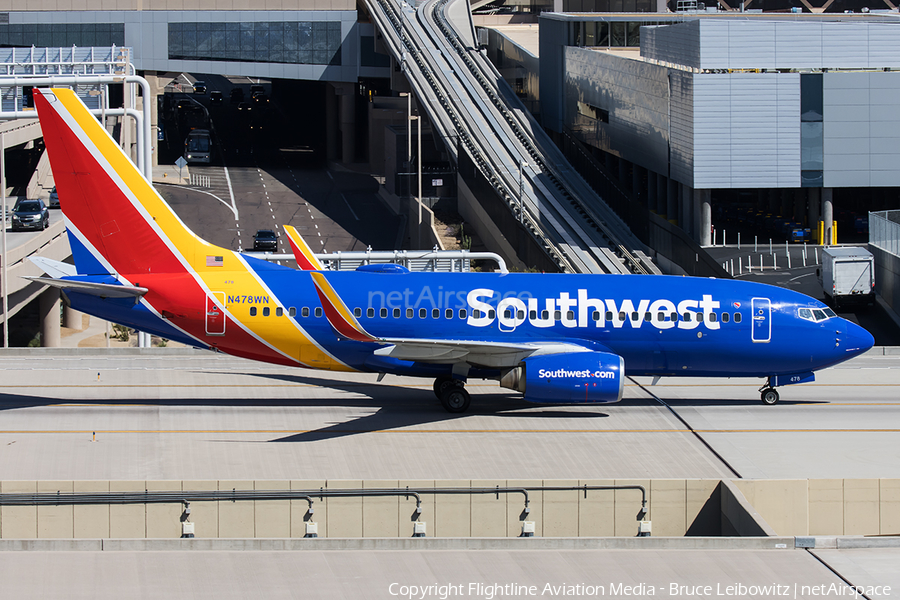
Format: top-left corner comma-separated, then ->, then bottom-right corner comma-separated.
734,479 -> 900,537
0,479 -> 718,539
2,479 -> 894,539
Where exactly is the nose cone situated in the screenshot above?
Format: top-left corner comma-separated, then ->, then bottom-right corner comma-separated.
843,320 -> 875,358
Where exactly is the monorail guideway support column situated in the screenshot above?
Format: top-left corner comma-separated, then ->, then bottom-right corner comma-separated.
39,287 -> 61,348
696,188 -> 711,247
822,187 -> 834,246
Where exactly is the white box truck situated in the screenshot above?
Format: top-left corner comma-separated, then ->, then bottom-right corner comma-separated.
817,247 -> 875,309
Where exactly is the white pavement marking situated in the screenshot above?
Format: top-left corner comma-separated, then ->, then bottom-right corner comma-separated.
341,194 -> 360,221
222,167 -> 239,220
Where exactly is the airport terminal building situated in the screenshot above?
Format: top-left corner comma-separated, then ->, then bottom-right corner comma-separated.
537,14 -> 900,247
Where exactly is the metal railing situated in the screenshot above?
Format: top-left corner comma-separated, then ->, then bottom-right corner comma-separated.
870,210 -> 900,258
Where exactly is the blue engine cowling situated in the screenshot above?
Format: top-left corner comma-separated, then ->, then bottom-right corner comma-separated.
499,352 -> 625,404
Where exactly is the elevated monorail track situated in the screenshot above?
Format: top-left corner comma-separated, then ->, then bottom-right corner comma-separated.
365,0 -> 659,274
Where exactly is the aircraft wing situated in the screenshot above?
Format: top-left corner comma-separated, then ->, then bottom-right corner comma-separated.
374,339 -> 595,368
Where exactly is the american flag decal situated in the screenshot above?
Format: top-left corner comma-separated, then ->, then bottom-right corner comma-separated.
207,256 -> 224,267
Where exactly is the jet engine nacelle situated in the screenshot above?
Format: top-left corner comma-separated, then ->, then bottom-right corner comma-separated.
499,351 -> 625,404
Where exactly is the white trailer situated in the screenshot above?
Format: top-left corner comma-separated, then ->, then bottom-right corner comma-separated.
818,247 -> 875,309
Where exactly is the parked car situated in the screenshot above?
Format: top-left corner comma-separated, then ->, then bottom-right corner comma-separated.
193,80 -> 207,94
11,198 -> 50,231
49,187 -> 60,208
210,90 -> 223,104
253,229 -> 278,252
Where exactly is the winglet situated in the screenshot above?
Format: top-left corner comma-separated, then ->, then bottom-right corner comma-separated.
284,225 -> 324,271
310,272 -> 379,343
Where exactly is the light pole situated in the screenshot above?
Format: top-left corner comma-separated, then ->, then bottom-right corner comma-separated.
1,131 -> 6,348
417,110 -> 422,230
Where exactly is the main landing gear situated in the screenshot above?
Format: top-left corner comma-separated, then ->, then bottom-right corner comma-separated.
759,378 -> 779,405
433,377 -> 471,413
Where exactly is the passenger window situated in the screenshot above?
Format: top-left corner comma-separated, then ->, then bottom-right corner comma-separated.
658,312 -> 666,322
644,312 -> 652,322
592,311 -> 600,321
433,308 -> 440,319
276,307 -> 283,317
542,310 -> 549,320
367,308 -> 375,318
517,310 -> 525,320
315,307 -> 322,318
289,307 -> 296,317
606,311 -> 613,321
683,313 -> 692,322
380,308 -> 388,318
489,310 -> 496,319
250,307 -> 257,316
302,307 -> 310,318
445,309 -> 453,319
709,313 -> 717,322
721,312 -> 729,323
263,307 -> 270,317
567,310 -> 575,320
618,311 -> 626,322
697,312 -> 704,322
631,312 -> 639,322
354,307 -> 361,318
530,310 -> 537,319
554,310 -> 562,320
406,308 -> 413,318
671,312 -> 678,321
459,309 -> 467,319
734,313 -> 742,323
393,308 -> 400,318
420,308 -> 427,318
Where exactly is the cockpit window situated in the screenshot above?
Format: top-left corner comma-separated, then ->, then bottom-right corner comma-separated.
799,307 -> 834,322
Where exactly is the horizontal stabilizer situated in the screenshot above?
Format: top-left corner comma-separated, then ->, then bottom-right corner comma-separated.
27,256 -> 78,278
22,276 -> 148,299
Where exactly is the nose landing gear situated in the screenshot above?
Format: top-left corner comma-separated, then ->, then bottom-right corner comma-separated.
433,377 -> 471,413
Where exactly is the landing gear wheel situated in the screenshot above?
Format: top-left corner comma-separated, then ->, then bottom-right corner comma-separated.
433,377 -> 461,399
440,386 -> 471,413
760,388 -> 779,405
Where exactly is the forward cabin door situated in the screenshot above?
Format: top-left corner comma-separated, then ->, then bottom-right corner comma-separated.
206,292 -> 226,336
751,297 -> 771,343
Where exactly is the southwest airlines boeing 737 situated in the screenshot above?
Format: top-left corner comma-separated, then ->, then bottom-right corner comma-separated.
27,88 -> 874,412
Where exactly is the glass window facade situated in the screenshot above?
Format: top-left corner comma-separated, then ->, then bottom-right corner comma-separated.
169,21 -> 341,66
0,23 -> 124,48
800,73 -> 823,187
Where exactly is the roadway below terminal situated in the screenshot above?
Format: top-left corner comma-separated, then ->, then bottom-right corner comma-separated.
0,350 -> 896,481
156,75 -> 404,257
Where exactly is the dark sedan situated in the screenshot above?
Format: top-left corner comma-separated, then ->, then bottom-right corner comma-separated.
11,198 -> 50,231
253,229 -> 278,252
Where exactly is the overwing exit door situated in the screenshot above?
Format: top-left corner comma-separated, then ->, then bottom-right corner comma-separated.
751,297 -> 771,343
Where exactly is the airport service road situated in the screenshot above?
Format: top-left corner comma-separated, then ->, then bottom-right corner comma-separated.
0,545 -> 867,600
631,352 -> 900,479
158,164 -> 402,257
0,350 -> 897,482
